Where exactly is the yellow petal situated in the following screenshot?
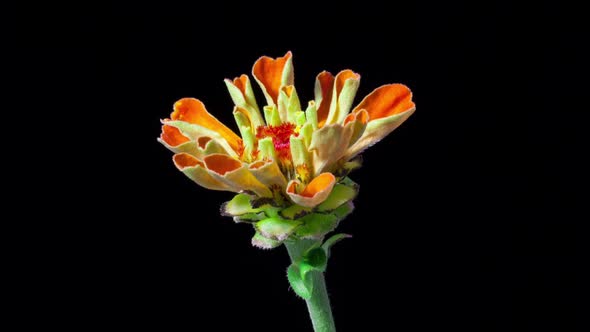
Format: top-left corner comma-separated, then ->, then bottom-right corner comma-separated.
286,173 -> 336,208
249,159 -> 288,189
204,154 -> 272,197
309,124 -> 353,175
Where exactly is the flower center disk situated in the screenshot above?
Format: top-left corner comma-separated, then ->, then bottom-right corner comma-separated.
256,123 -> 297,161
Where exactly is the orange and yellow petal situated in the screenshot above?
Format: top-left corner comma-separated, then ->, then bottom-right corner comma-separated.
225,75 -> 264,128
204,154 -> 272,197
309,124 -> 353,175
158,125 -> 202,156
343,109 -> 369,147
343,84 -> 415,160
172,153 -> 231,191
325,69 -> 361,125
286,173 -> 336,208
172,98 -> 242,152
314,71 -> 335,128
352,84 -> 415,120
249,159 -> 288,189
252,51 -> 293,106
160,125 -> 190,146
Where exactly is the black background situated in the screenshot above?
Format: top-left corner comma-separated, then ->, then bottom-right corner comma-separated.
25,1 -> 582,331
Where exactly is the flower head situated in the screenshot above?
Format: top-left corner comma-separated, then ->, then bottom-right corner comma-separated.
159,52 -> 415,248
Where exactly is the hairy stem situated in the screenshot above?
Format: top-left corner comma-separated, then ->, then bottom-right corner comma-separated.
285,240 -> 336,332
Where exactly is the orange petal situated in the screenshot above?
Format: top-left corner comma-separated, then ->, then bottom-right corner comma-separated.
315,71 -> 334,127
353,84 -> 415,120
173,153 -> 204,168
197,136 -> 212,149
232,74 -> 249,94
286,173 -> 336,207
172,98 -> 241,151
252,51 -> 293,105
301,173 -> 336,197
335,70 -> 360,94
203,154 -> 242,176
160,125 -> 190,147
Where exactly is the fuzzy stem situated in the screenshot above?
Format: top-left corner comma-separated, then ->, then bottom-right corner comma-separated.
285,240 -> 336,332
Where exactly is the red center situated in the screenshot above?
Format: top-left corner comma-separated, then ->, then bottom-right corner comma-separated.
256,123 -> 297,161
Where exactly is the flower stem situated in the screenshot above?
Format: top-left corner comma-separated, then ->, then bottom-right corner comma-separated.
285,240 -> 336,332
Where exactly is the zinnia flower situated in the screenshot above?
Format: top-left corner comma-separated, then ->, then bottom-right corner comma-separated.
158,51 -> 415,248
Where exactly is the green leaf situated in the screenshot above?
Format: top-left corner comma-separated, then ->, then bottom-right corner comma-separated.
322,233 -> 352,257
287,264 -> 312,299
317,184 -> 358,212
251,232 -> 282,249
255,217 -> 302,241
295,213 -> 339,239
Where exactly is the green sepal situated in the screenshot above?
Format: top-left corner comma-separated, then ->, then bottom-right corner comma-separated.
339,176 -> 358,188
221,193 -> 256,216
316,184 -> 358,212
341,156 -> 363,175
233,212 -> 266,223
280,204 -> 312,220
295,213 -> 339,239
321,233 -> 352,258
332,201 -> 354,219
255,217 -> 302,241
251,231 -> 282,249
287,263 -> 312,299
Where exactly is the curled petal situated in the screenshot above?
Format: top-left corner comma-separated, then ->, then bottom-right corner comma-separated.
172,153 -> 231,191
286,173 -> 336,208
249,159 -> 288,189
325,70 -> 361,125
160,125 -> 189,146
353,84 -> 415,120
343,84 -> 415,160
343,109 -> 369,147
252,51 -> 294,106
314,71 -> 334,128
204,154 -> 272,197
224,75 -> 264,128
163,120 -> 238,158
309,124 -> 353,175
172,98 -> 242,152
158,125 -> 201,156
